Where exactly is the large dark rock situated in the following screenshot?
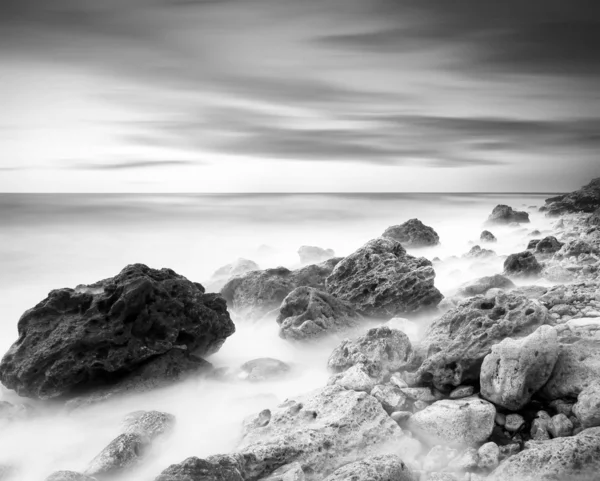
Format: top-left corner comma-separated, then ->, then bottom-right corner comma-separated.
382,219 -> 440,248
480,230 -> 497,243
416,292 -> 553,390
276,287 -> 362,341
487,205 -> 530,224
503,251 -> 543,278
221,258 -> 342,321
0,264 -> 234,400
457,274 -> 515,297
326,237 -> 443,319
543,178 -> 600,216
534,236 -> 563,255
298,246 -> 335,265
154,455 -> 245,481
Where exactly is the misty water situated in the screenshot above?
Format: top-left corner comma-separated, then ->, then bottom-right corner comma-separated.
0,193 -> 557,480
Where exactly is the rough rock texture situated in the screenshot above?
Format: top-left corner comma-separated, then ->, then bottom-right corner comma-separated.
0,264 -> 234,399
503,251 -> 543,278
45,473 -> 95,481
122,410 -> 176,438
327,327 -> 413,379
237,385 -> 412,481
489,427 -> 600,481
543,177 -> 600,216
480,325 -> 559,410
480,231 -> 497,243
259,462 -> 305,481
239,358 -> 290,381
587,207 -> 600,226
325,237 -> 443,319
322,455 -> 416,481
298,246 -> 335,265
276,287 -> 362,341
206,259 -> 260,292
221,259 -> 342,321
328,363 -> 377,393
416,292 -> 552,390
527,239 -> 540,250
456,275 -> 514,297
573,383 -> 600,429
407,397 -> 496,447
154,455 -> 245,481
534,236 -> 563,255
382,219 -> 440,248
487,205 -> 530,224
463,246 -> 496,259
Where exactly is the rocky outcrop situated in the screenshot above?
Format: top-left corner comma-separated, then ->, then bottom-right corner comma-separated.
326,237 -> 443,319
480,326 -> 559,410
276,287 -> 362,341
407,397 -> 496,447
542,178 -> 600,216
587,207 -> 600,226
0,264 -> 234,399
154,455 -> 244,481
487,205 -> 530,224
489,427 -> 600,481
382,219 -> 440,248
463,246 -> 496,259
416,292 -> 552,390
534,236 -> 563,255
480,231 -> 497,243
503,251 -> 543,278
45,473 -> 95,481
573,383 -> 600,428
206,259 -> 260,292
456,275 -> 514,297
221,259 -> 342,321
298,246 -> 335,265
322,455 -> 416,481
328,327 -> 413,379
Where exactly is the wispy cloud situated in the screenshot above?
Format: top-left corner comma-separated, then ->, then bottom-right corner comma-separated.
72,160 -> 196,170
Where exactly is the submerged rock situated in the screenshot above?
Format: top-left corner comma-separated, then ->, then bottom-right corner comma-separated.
456,274 -> 514,297
326,237 -> 443,319
487,205 -> 530,224
322,455 -> 416,481
463,245 -> 496,259
206,259 -> 260,292
416,292 -> 552,390
276,287 -> 362,341
503,251 -> 543,278
542,177 -> 600,216
298,246 -> 335,265
587,207 -> 600,226
480,230 -> 497,243
44,473 -> 95,481
534,236 -> 563,255
221,259 -> 342,321
382,219 -> 440,248
0,264 -> 234,399
239,358 -> 290,381
154,455 -> 245,481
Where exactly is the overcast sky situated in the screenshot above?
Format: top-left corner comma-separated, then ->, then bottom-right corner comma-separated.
1,0 -> 599,192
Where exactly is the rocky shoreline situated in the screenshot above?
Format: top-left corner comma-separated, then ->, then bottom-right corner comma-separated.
1,179 -> 600,481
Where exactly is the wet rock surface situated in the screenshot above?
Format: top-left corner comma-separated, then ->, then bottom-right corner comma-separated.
487,205 -> 530,224
543,177 -> 600,216
382,219 -> 440,248
154,455 -> 245,481
503,251 -> 543,278
456,274 -> 514,297
322,455 -> 416,481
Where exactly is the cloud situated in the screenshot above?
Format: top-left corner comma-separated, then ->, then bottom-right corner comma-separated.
72,160 -> 196,170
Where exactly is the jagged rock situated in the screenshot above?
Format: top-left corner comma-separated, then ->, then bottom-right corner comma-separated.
542,177 -> 600,216
122,410 -> 175,438
554,239 -> 598,258
534,236 -> 563,255
457,275 -> 514,297
259,462 -> 305,481
480,325 -> 558,410
530,412 -> 551,441
416,292 -> 552,390
327,327 -> 412,379
489,427 -> 600,480
45,473 -> 95,481
206,259 -> 260,291
587,207 -> 600,226
527,239 -> 540,250
503,251 -> 543,278
221,259 -> 342,321
239,358 -> 290,382
487,205 -> 530,224
0,264 -> 234,399
573,383 -> 600,428
328,363 -> 377,392
480,231 -> 497,243
238,385 -> 417,481
463,245 -> 496,258
276,287 -> 362,341
371,384 -> 408,413
325,237 -> 443,319
477,442 -> 500,470
548,413 -> 573,438
298,246 -> 335,265
154,455 -> 245,481
322,455 -> 416,481
382,219 -> 440,247
407,397 -> 496,447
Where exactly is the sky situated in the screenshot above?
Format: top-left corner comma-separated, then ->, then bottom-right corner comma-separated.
1,0 -> 599,192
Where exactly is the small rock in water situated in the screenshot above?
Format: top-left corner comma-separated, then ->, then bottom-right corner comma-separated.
382,218 -> 440,247
85,433 -> 147,477
239,358 -> 290,381
447,447 -> 479,471
449,385 -> 475,399
573,382 -> 600,428
122,410 -> 175,439
322,454 -> 415,481
298,245 -> 335,265
487,205 -> 530,224
477,442 -> 500,470
547,413 -> 573,438
504,414 -> 525,432
503,251 -> 543,278
480,230 -> 497,243
535,236 -> 563,254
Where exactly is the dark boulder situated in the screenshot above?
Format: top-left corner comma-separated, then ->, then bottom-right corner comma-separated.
587,207 -> 600,226
277,287 -> 362,341
503,251 -> 543,278
298,246 -> 335,265
221,258 -> 342,321
534,236 -> 563,255
463,245 -> 496,258
527,239 -> 540,250
0,264 -> 234,400
322,455 -> 416,481
487,205 -> 530,224
480,230 -> 497,243
457,274 -> 515,297
326,237 -> 443,319
382,219 -> 440,248
543,178 -> 600,216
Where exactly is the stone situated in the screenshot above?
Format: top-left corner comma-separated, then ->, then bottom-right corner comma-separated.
86,433 -> 146,477
328,363 -> 377,393
477,442 -> 500,470
480,325 -> 559,410
504,414 -> 524,432
527,239 -> 540,250
401,387 -> 439,402
423,445 -> 459,472
447,448 -> 478,471
449,386 -> 474,399
549,399 -> 574,417
154,455 -> 245,481
487,205 -> 530,224
122,410 -> 175,439
416,292 -> 552,390
206,258 -> 260,291
325,237 -> 443,319
503,251 -> 543,278
587,207 -> 600,226
542,177 -> 600,216
555,239 -> 598,258
44,473 -> 95,481
221,259 -> 342,321
498,443 -> 520,460
495,413 -> 506,426
456,275 -> 514,297
276,287 -> 362,341
530,411 -> 551,441
239,358 -> 290,382
322,454 -> 416,481
534,236 -> 563,255
371,384 -> 408,413
260,462 -> 305,481
407,397 -> 496,447
542,265 -> 575,282
298,246 -> 335,265
463,246 -> 496,259
548,413 -> 573,438
0,264 -> 234,400
391,411 -> 412,423
573,383 -> 600,428
382,218 -> 440,248
480,231 -> 497,243
328,326 -> 412,379
488,427 -> 600,481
